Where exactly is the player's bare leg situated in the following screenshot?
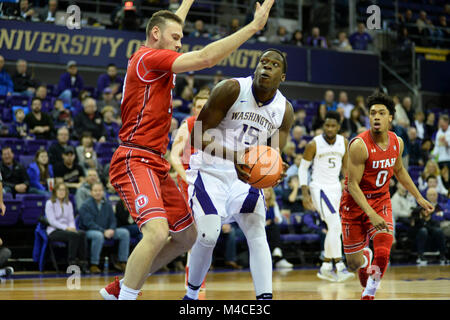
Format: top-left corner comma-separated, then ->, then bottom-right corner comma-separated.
118,219 -> 170,299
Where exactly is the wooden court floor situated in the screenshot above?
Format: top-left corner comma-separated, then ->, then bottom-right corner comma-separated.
0,265 -> 449,300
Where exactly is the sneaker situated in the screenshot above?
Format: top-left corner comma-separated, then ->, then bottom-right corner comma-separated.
182,295 -> 197,300
1,266 -> 14,278
275,258 -> 293,269
100,276 -> 121,300
416,257 -> 428,266
440,259 -> 447,266
361,291 -> 375,300
336,268 -> 355,282
317,268 -> 338,282
358,247 -> 373,288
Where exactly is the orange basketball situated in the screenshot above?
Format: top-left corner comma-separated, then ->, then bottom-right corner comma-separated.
242,145 -> 283,189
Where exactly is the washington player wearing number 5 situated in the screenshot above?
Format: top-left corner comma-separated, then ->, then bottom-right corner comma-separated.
340,92 -> 434,300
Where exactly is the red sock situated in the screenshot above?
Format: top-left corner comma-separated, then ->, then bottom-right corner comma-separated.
371,232 -> 393,280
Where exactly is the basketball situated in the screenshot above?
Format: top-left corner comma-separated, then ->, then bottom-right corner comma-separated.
242,145 -> 283,189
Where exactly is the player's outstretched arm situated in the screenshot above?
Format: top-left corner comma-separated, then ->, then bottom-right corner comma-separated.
393,137 -> 435,213
347,139 -> 389,232
172,0 -> 274,74
174,0 -> 194,24
299,140 -> 316,211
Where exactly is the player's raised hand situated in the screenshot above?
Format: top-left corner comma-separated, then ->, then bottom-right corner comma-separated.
417,197 -> 435,214
251,0 -> 275,31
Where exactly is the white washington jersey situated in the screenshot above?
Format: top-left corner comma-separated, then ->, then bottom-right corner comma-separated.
310,134 -> 345,187
189,76 -> 287,174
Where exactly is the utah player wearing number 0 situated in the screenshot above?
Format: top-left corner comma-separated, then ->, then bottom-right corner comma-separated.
340,92 -> 434,300
184,49 -> 294,300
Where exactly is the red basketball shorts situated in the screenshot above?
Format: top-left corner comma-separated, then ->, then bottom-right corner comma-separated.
109,145 -> 194,232
176,174 -> 189,202
339,191 -> 394,254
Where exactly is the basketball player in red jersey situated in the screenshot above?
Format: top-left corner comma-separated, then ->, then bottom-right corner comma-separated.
100,0 -> 274,300
170,91 -> 209,200
340,92 -> 434,300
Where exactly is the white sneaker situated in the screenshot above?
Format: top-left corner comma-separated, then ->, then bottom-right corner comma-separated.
416,257 -> 427,266
272,247 -> 283,257
275,259 -> 293,269
317,267 -> 337,282
336,268 -> 355,282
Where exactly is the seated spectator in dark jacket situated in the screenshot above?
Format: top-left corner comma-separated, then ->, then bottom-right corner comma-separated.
8,0 -> 35,21
45,182 -> 89,273
408,127 -> 423,166
101,106 -> 120,143
53,146 -> 85,194
0,147 -> 29,196
96,63 -> 123,99
9,108 -> 32,140
57,60 -> 84,105
51,98 -> 73,128
38,0 -> 59,23
48,126 -> 77,167
281,175 -> 303,217
75,168 -> 100,211
24,98 -> 54,140
12,59 -> 38,96
306,27 -> 328,48
78,182 -> 130,273
97,87 -> 120,117
73,98 -> 107,142
349,23 -> 373,51
0,55 -> 14,96
27,149 -> 54,197
115,199 -> 142,242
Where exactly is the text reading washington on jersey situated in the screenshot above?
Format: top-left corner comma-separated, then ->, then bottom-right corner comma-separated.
231,112 -> 275,131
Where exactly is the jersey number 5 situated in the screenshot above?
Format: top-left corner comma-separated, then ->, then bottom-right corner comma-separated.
375,170 -> 388,187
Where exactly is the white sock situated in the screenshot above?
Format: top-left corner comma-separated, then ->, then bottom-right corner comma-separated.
321,262 -> 333,270
335,261 -> 346,272
118,284 -> 141,300
362,276 -> 380,297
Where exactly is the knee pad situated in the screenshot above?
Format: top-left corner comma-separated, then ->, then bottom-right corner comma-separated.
196,215 -> 221,247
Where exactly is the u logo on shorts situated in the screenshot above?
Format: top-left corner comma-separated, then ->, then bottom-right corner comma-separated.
135,194 -> 149,214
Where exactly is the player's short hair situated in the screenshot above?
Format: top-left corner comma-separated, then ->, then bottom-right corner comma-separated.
260,48 -> 287,74
324,110 -> 341,123
366,92 -> 395,116
146,10 -> 183,39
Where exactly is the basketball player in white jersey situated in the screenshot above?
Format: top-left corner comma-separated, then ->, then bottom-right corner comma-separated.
183,49 -> 293,300
298,111 -> 355,282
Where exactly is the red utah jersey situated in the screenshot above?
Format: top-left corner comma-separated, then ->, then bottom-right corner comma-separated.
344,130 -> 400,196
119,45 -> 182,154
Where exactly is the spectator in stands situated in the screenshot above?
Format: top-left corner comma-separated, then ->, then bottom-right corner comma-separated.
73,98 -> 107,142
290,29 -> 303,46
175,70 -> 199,97
0,55 -> 13,97
57,60 -> 84,105
334,31 -> 352,51
24,97 -> 54,140
399,9 -> 417,39
172,85 -> 194,123
337,91 -> 354,119
117,1 -> 142,31
101,106 -> 120,143
411,192 -> 447,265
51,98 -> 72,128
27,149 -> 53,196
53,146 -> 85,194
0,146 -> 29,196
416,11 -> 434,46
408,127 -> 423,166
320,90 -> 337,111
189,19 -> 211,39
35,85 -> 48,100
425,112 -> 436,140
433,114 -> 450,170
291,127 -> 307,154
441,166 -> 450,192
76,132 -> 100,173
419,160 -> 447,195
398,26 -> 413,50
96,63 -> 123,99
436,15 -> 450,48
284,153 -> 302,189
48,126 -> 75,167
9,108 -> 31,140
269,26 -> 290,45
0,236 -> 13,278
75,168 -> 100,211
263,188 -> 293,269
306,27 -> 328,48
45,182 -> 89,273
413,111 -> 426,140
342,107 -> 364,139
391,182 -> 416,226
115,199 -> 142,243
281,175 -> 303,218
207,70 -> 224,91
349,22 -> 372,51
78,182 -> 130,273
15,0 -> 35,21
293,108 -> 308,133
281,141 -> 296,166
419,138 -> 434,166
394,96 -> 410,127
12,59 -> 38,97
38,0 -> 58,23
97,87 -> 120,116
311,103 -> 327,132
227,18 -> 241,35
424,175 -> 448,198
